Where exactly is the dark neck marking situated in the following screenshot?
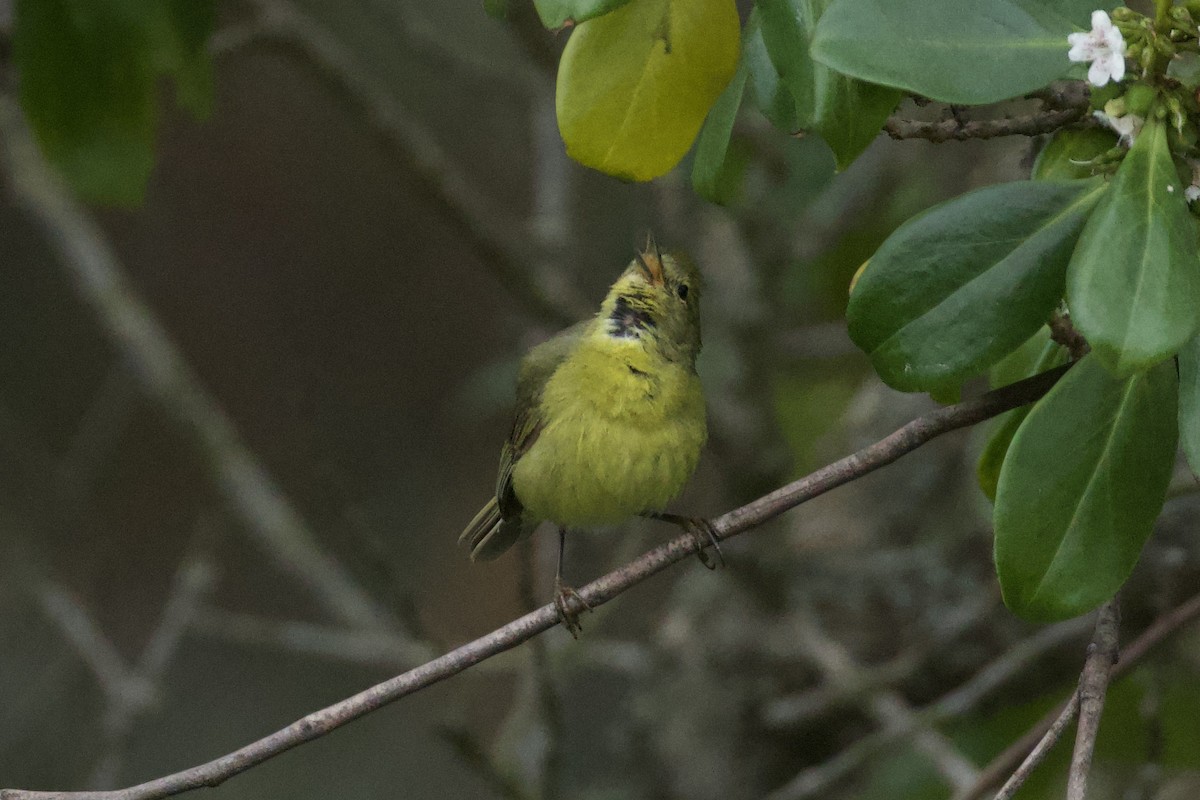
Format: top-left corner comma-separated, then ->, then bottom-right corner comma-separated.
608,295 -> 656,339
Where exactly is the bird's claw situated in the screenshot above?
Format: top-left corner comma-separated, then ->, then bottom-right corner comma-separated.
553,577 -> 592,638
682,517 -> 724,570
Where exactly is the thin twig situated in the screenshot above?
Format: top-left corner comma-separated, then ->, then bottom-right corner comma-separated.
764,592 -> 1000,731
768,615 -> 1093,799
36,584 -> 151,709
1066,598 -> 1121,800
90,542 -> 219,788
0,364 -> 1071,800
956,592 -> 1200,800
991,691 -> 1081,800
189,609 -> 438,669
987,598 -> 1121,800
0,91 -> 401,636
210,0 -> 582,327
788,608 -> 979,794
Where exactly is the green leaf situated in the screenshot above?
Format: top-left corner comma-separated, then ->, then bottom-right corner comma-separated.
14,0 -> 215,205
15,0 -> 158,205
1178,334 -> 1200,475
555,0 -> 741,181
744,8 -> 798,132
152,0 -> 217,117
1168,52 -> 1200,90
1042,0 -> 1102,24
1033,127 -> 1120,181
756,0 -> 900,170
978,333 -> 1068,501
989,327 -> 1059,388
847,179 -> 1103,392
533,0 -> 633,29
979,408 -> 1031,503
995,356 -> 1177,620
692,62 -> 748,204
810,0 -> 1078,105
1067,117 -> 1200,375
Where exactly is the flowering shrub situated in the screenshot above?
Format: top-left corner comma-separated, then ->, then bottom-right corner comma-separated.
547,0 -> 1200,621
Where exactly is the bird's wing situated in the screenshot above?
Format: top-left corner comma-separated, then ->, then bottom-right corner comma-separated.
495,320 -> 589,517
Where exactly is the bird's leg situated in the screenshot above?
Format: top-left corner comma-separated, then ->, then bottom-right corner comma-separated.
642,512 -> 725,569
553,527 -> 591,637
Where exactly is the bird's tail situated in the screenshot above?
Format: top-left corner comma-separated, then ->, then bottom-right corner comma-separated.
458,497 -> 530,561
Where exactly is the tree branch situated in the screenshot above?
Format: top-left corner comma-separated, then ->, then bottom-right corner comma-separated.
885,105 -> 1093,144
1066,598 -> 1121,800
784,607 -> 979,795
0,91 -> 403,636
210,0 -> 583,327
771,615 -> 1093,800
991,691 -> 1081,800
0,364 -> 1070,800
955,591 -> 1200,800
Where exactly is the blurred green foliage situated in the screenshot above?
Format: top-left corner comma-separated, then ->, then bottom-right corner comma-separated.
14,0 -> 215,205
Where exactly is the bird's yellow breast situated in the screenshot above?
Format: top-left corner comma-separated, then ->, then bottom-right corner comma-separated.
511,334 -> 706,527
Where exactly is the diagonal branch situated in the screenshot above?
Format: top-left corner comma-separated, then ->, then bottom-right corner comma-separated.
956,592 -> 1200,800
210,0 -> 582,327
0,364 -> 1071,800
772,615 -> 1093,800
991,690 -> 1081,800
0,91 -> 404,636
784,607 -> 979,796
1065,597 -> 1121,800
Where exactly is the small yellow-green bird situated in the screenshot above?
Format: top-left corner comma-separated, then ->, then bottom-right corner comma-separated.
459,239 -> 716,633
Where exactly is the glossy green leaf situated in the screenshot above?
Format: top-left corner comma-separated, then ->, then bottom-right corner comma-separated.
555,0 -> 740,181
995,356 -> 1177,620
811,0 -> 1077,104
1178,334 -> 1200,475
692,63 -> 747,204
1042,0 -> 1102,24
1067,117 -> 1200,375
1033,127 -> 1120,181
989,327 -> 1058,388
977,334 -> 1068,501
847,179 -> 1103,392
744,8 -> 798,132
979,408 -> 1031,503
533,0 -> 632,29
757,0 -> 900,170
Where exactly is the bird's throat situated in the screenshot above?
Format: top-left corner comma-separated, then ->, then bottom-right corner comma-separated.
607,295 -> 656,340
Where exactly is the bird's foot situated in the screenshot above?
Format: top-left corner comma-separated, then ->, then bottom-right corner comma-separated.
683,517 -> 725,570
553,577 -> 592,638
646,512 -> 724,569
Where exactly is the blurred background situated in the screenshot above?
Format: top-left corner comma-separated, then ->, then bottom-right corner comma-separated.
3,1 -> 1200,798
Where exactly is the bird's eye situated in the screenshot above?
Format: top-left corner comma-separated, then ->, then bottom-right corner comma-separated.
676,283 -> 689,301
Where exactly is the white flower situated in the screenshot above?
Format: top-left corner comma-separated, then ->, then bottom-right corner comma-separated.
1068,10 -> 1127,87
1186,185 -> 1200,203
1093,107 -> 1142,146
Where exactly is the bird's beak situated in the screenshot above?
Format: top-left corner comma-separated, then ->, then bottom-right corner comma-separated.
635,235 -> 665,286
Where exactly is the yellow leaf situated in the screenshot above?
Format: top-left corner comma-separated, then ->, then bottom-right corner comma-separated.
555,0 -> 740,181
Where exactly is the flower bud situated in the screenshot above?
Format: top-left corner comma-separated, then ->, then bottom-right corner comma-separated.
1142,44 -> 1158,71
1154,36 -> 1177,59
